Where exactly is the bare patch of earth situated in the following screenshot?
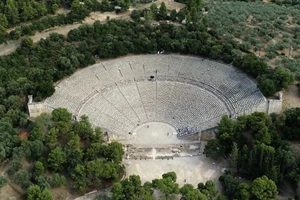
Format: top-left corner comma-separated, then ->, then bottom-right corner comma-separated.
282,82 -> 300,111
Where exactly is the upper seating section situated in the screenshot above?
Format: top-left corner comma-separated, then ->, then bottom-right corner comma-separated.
45,55 -> 266,138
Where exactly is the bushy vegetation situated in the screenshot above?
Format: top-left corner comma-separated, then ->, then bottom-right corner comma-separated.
277,107 -> 300,139
219,173 -> 278,200
110,172 -> 220,199
0,176 -> 8,191
204,112 -> 300,198
206,1 -> 300,64
3,108 -> 124,198
277,57 -> 300,80
109,172 -> 279,200
0,0 -> 131,44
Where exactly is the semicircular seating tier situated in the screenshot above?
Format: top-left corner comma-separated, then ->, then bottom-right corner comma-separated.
45,55 -> 267,140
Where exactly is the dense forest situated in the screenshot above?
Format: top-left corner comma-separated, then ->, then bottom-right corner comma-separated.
0,108 -> 124,199
0,0 -> 129,44
204,111 -> 300,199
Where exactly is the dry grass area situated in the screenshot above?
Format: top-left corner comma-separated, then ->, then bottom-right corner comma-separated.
0,183 -> 22,200
51,186 -> 74,200
282,82 -> 300,111
0,162 -> 23,200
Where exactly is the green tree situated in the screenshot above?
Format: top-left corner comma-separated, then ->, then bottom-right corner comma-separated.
7,159 -> 22,175
251,175 -> 278,200
52,108 -> 72,123
47,147 -> 66,171
204,139 -> 222,159
180,183 -> 208,200
13,169 -> 31,189
103,142 -> 124,163
235,183 -> 251,200
281,108 -> 300,139
5,0 -> 19,26
131,10 -> 141,22
152,174 -> 179,197
0,14 -> 8,28
198,180 -> 218,200
0,26 -> 7,44
71,0 -> 89,19
0,176 -> 8,190
150,3 -> 158,19
53,120 -> 72,135
170,9 -> 177,21
28,140 -> 45,161
144,10 -> 153,23
258,77 -> 276,97
228,142 -> 239,174
37,81 -> 55,98
92,127 -> 103,143
26,185 -> 53,200
0,144 -> 6,162
21,37 -> 34,53
100,0 -> 112,12
0,121 -> 19,159
255,126 -> 271,145
44,127 -> 59,146
85,158 -> 104,186
158,2 -> 167,20
187,0 -> 203,11
51,173 -> 66,188
102,162 -> 118,180
86,142 -> 103,160
27,185 -> 42,200
21,4 -> 35,22
120,175 -> 143,199
65,143 -> 84,168
272,67 -> 294,90
74,115 -> 94,140
217,115 -> 236,154
190,7 -> 199,22
71,164 -> 89,192
111,182 -> 124,200
34,161 -> 45,177
177,9 -> 185,22
180,184 -> 194,196
219,173 -> 239,198
38,189 -> 53,200
35,175 -> 51,190
162,172 -> 177,182
51,4 -> 59,13
216,195 -> 228,200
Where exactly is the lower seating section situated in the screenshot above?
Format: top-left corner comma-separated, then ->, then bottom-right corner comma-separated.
45,55 -> 267,138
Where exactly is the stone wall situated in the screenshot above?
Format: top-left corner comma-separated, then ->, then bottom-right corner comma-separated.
27,95 -> 48,118
236,92 -> 282,117
266,92 -> 283,115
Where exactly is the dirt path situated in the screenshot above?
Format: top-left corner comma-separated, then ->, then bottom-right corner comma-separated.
282,82 -> 300,111
0,1 -> 185,57
0,11 -> 128,56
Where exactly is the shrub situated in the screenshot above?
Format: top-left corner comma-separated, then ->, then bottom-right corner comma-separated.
0,176 -> 8,190
51,173 -> 66,188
